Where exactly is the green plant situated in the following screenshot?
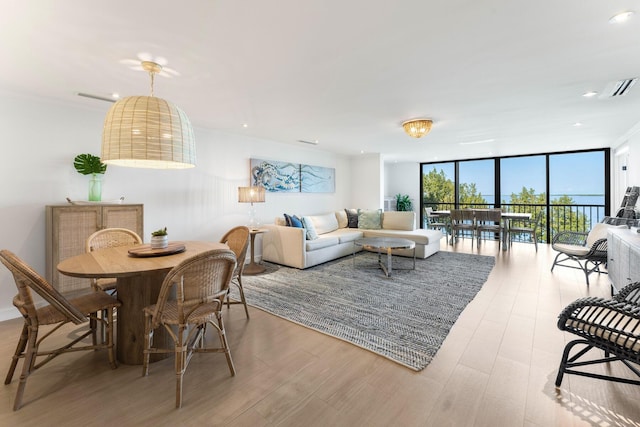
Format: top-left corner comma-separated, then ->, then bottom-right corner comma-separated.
151,227 -> 168,236
73,153 -> 107,175
395,194 -> 413,211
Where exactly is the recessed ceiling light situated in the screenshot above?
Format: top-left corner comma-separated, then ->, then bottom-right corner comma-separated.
582,91 -> 598,97
242,123 -> 248,128
573,122 -> 583,127
112,93 -> 120,99
609,11 -> 635,24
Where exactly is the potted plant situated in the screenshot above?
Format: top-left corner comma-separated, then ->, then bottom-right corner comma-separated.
74,153 -> 107,201
395,193 -> 413,211
150,227 -> 169,249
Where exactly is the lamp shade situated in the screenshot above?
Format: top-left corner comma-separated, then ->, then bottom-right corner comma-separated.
238,186 -> 265,204
402,119 -> 433,139
101,95 -> 196,169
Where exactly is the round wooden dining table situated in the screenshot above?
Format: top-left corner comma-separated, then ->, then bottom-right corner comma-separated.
57,241 -> 228,365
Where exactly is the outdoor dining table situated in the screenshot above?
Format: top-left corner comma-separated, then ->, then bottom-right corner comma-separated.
428,210 -> 531,251
57,240 -> 228,365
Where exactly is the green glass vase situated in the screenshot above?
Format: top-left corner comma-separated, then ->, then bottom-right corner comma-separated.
88,173 -> 103,201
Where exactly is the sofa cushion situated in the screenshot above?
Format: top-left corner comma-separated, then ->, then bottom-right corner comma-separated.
382,211 -> 416,231
335,210 -> 348,228
305,236 -> 340,251
309,212 -> 339,235
301,216 -> 319,240
345,208 -> 358,228
358,209 -> 382,230
331,228 -> 365,243
362,228 -> 442,245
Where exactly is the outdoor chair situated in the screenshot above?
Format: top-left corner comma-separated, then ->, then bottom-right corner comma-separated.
555,281 -> 640,388
425,207 -> 449,244
86,227 -> 143,293
551,222 -> 624,285
219,226 -> 251,318
474,208 -> 502,249
142,248 -> 237,408
450,209 -> 476,246
0,249 -> 120,410
508,210 -> 543,252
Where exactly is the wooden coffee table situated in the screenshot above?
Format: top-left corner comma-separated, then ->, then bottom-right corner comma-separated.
353,237 -> 416,277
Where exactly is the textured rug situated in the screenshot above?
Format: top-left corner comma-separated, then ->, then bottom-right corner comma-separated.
239,251 -> 495,371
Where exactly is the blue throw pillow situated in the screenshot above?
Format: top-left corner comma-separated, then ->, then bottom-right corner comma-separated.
290,215 -> 304,228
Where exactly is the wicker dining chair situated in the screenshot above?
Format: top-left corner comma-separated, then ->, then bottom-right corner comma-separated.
0,249 -> 120,410
142,248 -> 237,408
86,227 -> 143,293
474,208 -> 502,249
555,281 -> 640,387
219,226 -> 251,318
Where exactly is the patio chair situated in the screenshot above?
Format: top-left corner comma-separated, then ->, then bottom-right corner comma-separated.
0,249 -> 120,410
424,207 -> 449,243
219,226 -> 251,318
551,223 -> 624,285
508,210 -> 543,252
450,209 -> 476,246
86,227 -> 143,293
142,248 -> 237,408
555,281 -> 640,387
474,208 -> 502,249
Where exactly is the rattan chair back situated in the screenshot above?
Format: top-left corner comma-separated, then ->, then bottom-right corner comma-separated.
219,226 -> 251,317
142,248 -> 237,408
86,227 -> 142,252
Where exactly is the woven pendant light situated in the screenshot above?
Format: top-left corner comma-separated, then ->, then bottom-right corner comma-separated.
101,61 -> 196,169
402,119 -> 433,138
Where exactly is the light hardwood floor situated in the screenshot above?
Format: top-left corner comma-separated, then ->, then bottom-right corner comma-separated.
1,239 -> 639,426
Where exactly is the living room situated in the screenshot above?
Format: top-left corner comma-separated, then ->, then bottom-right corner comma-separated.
1,1 -> 640,425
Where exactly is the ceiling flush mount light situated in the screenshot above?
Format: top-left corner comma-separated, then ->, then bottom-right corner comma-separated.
101,61 -> 196,169
402,119 -> 433,138
609,11 -> 635,24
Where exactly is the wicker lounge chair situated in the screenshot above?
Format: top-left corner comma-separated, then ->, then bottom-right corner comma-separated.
0,249 -> 120,410
219,226 -> 251,318
142,248 -> 237,408
555,281 -> 640,387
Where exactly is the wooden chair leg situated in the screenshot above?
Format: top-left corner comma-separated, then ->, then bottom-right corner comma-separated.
175,326 -> 186,408
106,308 -> 117,369
237,276 -> 250,319
217,313 -> 236,376
13,326 -> 38,411
5,322 -> 28,385
142,313 -> 152,377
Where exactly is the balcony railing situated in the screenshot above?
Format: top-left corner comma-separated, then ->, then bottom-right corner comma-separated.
423,202 -> 607,244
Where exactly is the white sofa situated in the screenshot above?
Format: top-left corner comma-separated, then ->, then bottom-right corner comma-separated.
261,210 -> 444,269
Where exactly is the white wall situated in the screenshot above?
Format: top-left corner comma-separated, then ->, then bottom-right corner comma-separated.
0,91 -> 355,320
350,153 -> 383,209
384,162 -> 420,227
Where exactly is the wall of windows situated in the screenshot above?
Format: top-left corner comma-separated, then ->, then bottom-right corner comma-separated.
420,149 -> 610,243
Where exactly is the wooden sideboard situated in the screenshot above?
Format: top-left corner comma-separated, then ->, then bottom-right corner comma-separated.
45,204 -> 143,295
607,227 -> 640,295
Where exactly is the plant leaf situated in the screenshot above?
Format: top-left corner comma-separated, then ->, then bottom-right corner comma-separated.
73,153 -> 107,175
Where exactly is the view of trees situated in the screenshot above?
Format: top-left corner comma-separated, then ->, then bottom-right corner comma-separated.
422,168 -> 591,242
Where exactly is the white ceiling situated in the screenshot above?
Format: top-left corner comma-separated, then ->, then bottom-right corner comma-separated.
2,1 -> 640,162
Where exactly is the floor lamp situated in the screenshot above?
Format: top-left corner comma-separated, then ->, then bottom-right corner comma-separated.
238,186 -> 266,231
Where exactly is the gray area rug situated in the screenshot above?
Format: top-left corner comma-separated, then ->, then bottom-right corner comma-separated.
239,251 -> 495,371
